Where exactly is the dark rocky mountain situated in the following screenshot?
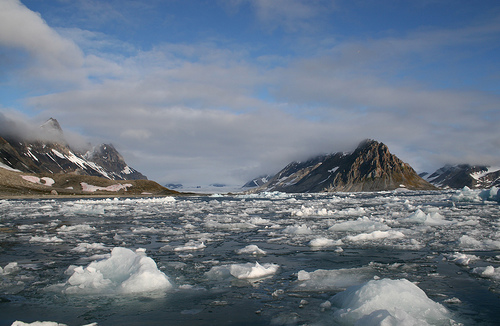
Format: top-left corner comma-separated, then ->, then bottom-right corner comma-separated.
242,175 -> 272,188
0,118 -> 146,181
253,139 -> 436,193
84,143 -> 147,180
420,164 -> 500,189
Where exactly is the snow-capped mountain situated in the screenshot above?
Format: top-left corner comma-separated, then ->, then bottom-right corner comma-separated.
242,175 -> 273,188
420,164 -> 500,189
0,118 -> 147,181
252,139 -> 435,193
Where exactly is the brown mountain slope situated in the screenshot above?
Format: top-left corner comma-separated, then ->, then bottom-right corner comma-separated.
256,140 -> 436,193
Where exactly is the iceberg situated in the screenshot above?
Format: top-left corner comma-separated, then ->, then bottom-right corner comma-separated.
330,278 -> 451,325
63,247 -> 172,294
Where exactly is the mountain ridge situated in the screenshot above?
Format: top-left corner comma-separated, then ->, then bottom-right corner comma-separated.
421,164 -> 500,189
251,139 -> 436,193
0,118 -> 146,181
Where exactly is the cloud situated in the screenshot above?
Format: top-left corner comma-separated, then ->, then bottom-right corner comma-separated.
4,1 -> 499,186
221,0 -> 335,32
0,0 -> 85,86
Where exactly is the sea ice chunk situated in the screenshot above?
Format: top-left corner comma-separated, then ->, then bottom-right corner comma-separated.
173,240 -> 206,251
330,278 -> 451,325
345,230 -> 405,242
402,209 -> 451,226
309,237 -> 342,248
64,247 -> 172,294
206,262 -> 279,280
230,262 -> 279,279
236,244 -> 267,255
472,266 -> 500,279
297,267 -> 375,291
0,262 -> 19,275
328,216 -> 389,232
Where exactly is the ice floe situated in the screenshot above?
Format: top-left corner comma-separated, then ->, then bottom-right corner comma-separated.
62,247 -> 172,294
330,278 -> 451,325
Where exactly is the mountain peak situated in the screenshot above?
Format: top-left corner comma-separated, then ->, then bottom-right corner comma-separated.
252,140 -> 435,193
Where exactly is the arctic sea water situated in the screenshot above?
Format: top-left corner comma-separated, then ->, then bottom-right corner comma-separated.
0,188 -> 499,325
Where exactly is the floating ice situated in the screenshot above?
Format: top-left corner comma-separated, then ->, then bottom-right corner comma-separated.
458,235 -> 500,250
206,262 -> 279,280
63,247 -> 172,294
309,237 -> 342,248
29,236 -> 64,243
173,241 -> 206,251
446,252 -> 479,266
291,205 -> 333,217
11,322 -> 97,326
472,266 -> 500,279
236,244 -> 267,255
57,224 -> 96,233
479,186 -> 500,202
283,224 -> 312,235
297,267 -> 375,291
345,230 -> 405,242
0,262 -> 19,275
330,278 -> 451,325
71,243 -> 107,253
450,186 -> 482,202
328,216 -> 389,232
402,209 -> 452,226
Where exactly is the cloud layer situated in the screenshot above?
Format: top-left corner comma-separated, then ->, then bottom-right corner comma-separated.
1,0 -> 499,186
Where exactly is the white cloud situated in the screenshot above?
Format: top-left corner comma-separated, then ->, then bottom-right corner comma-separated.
3,1 -> 499,186
0,0 -> 85,84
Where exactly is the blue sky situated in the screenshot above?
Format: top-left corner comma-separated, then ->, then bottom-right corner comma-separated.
1,0 -> 499,187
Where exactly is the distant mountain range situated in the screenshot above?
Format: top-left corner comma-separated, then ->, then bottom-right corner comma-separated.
250,140 -> 436,193
0,118 -> 178,196
420,164 -> 500,189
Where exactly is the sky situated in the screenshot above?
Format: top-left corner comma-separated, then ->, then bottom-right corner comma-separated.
1,0 -> 499,187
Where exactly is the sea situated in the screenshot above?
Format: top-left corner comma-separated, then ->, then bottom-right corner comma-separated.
0,188 -> 499,325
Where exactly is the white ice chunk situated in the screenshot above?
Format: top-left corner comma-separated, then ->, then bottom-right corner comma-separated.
64,247 -> 172,294
71,243 -> 107,253
309,237 -> 342,248
206,262 -> 279,280
0,262 -> 19,275
283,224 -> 312,235
29,236 -> 64,243
230,262 -> 279,279
173,241 -> 206,251
329,217 -> 389,232
297,267 -> 375,291
472,266 -> 500,280
458,235 -> 500,250
236,244 -> 267,255
446,252 -> 479,266
330,278 -> 451,325
345,230 -> 405,242
402,209 -> 451,225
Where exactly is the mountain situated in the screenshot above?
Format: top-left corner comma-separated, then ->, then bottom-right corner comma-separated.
242,175 -> 272,188
0,118 -> 146,181
420,164 -> 500,189
84,144 -> 147,180
253,140 -> 436,193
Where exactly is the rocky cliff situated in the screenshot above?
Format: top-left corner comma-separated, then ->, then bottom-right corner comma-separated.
255,140 -> 436,193
0,118 -> 146,181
